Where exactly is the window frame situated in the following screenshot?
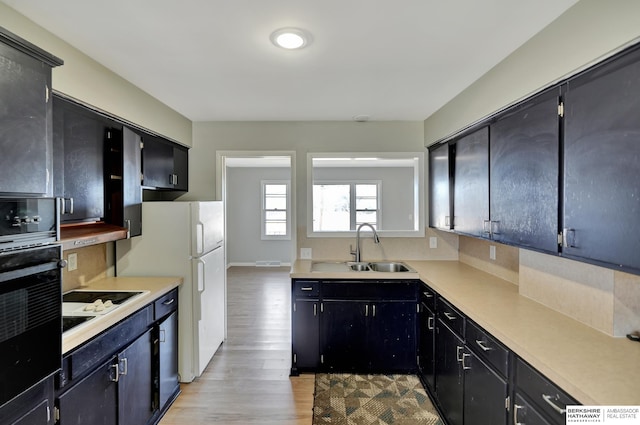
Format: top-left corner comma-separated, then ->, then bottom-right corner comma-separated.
261,180 -> 291,240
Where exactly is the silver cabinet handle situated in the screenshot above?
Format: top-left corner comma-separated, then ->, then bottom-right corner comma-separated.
491,220 -> 500,235
513,404 -> 523,425
462,353 -> 471,370
483,219 -> 491,234
444,216 -> 450,226
475,340 -> 493,352
162,298 -> 175,305
542,394 -> 566,415
427,316 -> 434,330
365,305 -> 369,316
119,358 -> 128,376
456,345 -> 464,362
444,312 -> 456,321
313,303 -> 317,317
372,304 -> 376,317
422,291 -> 433,298
110,363 -> 120,383
159,329 -> 166,343
300,287 -> 313,291
562,228 -> 576,248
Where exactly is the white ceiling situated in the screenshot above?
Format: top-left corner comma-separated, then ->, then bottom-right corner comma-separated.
2,0 -> 578,122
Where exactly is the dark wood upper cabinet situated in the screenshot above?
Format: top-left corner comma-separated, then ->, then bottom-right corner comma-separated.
142,134 -> 188,191
53,96 -> 107,222
563,44 -> 640,271
0,27 -> 63,196
452,126 -> 489,238
489,88 -> 560,253
429,142 -> 452,230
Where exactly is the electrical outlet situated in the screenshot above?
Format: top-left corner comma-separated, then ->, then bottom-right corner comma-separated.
429,237 -> 438,249
300,248 -> 312,259
68,253 -> 78,271
489,245 -> 496,261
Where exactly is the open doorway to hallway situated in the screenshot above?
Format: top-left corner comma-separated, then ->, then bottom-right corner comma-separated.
217,152 -> 296,267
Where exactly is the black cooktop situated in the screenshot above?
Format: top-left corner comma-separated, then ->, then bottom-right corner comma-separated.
62,316 -> 95,332
62,291 -> 143,304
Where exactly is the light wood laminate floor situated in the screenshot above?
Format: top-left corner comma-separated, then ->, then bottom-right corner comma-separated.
159,266 -> 314,425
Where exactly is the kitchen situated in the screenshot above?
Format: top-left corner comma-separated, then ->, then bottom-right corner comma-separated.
1,1 -> 640,425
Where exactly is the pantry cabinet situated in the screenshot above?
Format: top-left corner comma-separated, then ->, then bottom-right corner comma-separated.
0,26 -> 63,196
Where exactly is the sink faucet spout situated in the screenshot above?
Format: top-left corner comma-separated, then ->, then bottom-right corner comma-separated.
350,223 -> 380,263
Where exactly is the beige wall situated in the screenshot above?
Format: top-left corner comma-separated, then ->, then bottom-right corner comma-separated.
0,3 -> 192,146
188,121 -> 460,261
423,0 -> 640,145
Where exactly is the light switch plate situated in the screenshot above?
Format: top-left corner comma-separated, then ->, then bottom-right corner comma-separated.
300,248 -> 312,259
429,237 -> 438,249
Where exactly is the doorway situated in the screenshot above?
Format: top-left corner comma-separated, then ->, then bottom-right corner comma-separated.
216,151 -> 296,267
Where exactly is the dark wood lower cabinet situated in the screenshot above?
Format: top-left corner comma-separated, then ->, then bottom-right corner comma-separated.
435,321 -> 464,425
322,300 -> 369,371
158,312 -> 179,411
118,329 -> 154,425
463,350 -> 508,425
418,300 -> 436,391
291,299 -> 321,373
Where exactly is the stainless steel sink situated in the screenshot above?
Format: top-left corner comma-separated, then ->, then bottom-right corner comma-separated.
368,261 -> 412,272
310,261 -> 414,273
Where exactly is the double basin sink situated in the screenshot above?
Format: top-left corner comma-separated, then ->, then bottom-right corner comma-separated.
310,261 -> 415,273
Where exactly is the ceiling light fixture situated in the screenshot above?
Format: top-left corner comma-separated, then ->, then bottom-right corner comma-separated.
270,28 -> 311,50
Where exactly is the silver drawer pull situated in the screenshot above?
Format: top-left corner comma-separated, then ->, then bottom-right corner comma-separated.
110,363 -> 120,383
462,353 -> 471,370
542,394 -> 566,415
475,340 -> 493,352
427,316 -> 434,330
422,292 -> 433,298
162,298 -> 175,306
300,287 -> 314,291
513,404 -> 523,425
456,345 -> 464,362
444,312 -> 456,321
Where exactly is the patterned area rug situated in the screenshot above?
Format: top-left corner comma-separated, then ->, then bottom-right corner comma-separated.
313,374 -> 444,425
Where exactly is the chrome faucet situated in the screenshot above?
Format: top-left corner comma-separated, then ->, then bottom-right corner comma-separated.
350,223 -> 380,263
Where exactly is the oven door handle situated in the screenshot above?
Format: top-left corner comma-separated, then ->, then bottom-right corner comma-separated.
0,259 -> 62,283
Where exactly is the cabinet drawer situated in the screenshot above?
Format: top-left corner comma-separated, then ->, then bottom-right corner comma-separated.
437,297 -> 465,338
155,288 -> 178,320
465,320 -> 509,377
322,280 -> 417,301
293,280 -> 320,298
419,282 -> 436,311
516,358 -> 579,425
514,394 -> 553,425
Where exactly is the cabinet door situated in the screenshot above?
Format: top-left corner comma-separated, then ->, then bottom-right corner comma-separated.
435,321 -> 464,425
490,89 -> 560,252
58,357 -> 118,425
122,127 -> 142,237
429,142 -> 452,230
463,350 -> 508,425
369,301 -> 416,372
453,127 -> 489,237
142,134 -> 174,189
118,329 -> 155,425
0,43 -> 52,195
563,45 -> 640,270
418,302 -> 436,391
322,300 -> 368,371
158,311 -> 179,411
172,144 -> 189,191
292,299 -> 320,372
52,96 -> 105,222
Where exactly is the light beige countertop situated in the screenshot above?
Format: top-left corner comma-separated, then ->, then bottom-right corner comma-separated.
291,259 -> 640,405
62,276 -> 182,354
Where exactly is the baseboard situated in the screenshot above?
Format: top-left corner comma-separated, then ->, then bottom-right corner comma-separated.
227,261 -> 292,268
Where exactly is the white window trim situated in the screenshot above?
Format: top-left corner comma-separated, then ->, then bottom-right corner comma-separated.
261,180 -> 291,241
312,180 -> 382,231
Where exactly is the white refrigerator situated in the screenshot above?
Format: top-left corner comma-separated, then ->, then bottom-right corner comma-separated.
115,201 -> 225,382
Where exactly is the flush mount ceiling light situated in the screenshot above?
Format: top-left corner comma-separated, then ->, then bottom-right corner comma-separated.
270,28 -> 311,50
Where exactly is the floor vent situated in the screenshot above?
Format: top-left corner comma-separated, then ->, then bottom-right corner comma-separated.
256,261 -> 282,267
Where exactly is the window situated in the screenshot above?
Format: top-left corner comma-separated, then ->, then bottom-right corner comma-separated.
262,181 -> 290,240
313,181 -> 380,231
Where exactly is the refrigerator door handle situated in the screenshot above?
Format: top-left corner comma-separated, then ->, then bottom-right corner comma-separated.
195,222 -> 205,256
196,258 -> 206,292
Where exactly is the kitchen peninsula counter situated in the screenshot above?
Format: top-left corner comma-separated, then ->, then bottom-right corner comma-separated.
62,276 -> 182,354
291,259 -> 640,405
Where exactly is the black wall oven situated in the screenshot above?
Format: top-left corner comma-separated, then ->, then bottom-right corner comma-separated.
0,198 -> 63,420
